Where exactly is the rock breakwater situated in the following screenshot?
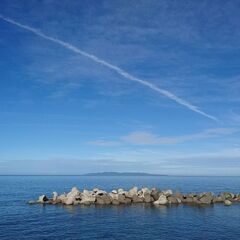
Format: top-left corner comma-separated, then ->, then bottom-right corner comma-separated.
28,187 -> 240,207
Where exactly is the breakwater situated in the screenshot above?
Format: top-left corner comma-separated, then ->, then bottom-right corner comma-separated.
29,187 -> 240,206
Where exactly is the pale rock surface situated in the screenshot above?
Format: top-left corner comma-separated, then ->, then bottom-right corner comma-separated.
224,200 -> 232,206
38,195 -> 48,203
154,195 -> 168,205
52,192 -> 58,201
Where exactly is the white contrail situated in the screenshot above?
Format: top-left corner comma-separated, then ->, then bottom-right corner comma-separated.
0,14 -> 217,121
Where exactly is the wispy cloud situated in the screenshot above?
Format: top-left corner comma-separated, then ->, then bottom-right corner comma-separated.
122,128 -> 238,145
88,128 -> 238,146
87,140 -> 121,146
0,14 -> 216,121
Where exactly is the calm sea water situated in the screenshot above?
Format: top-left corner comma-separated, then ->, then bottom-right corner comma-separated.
0,176 -> 240,240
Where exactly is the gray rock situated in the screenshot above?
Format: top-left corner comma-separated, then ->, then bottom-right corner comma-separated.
96,194 -> 112,205
67,187 -> 80,198
220,192 -> 234,201
142,187 -> 151,195
143,192 -> 153,203
132,194 -> 144,203
38,195 -> 48,203
65,195 -> 76,205
128,187 -> 138,197
182,197 -> 193,203
199,193 -> 213,204
112,199 -> 120,205
174,192 -> 183,201
96,190 -> 107,196
224,200 -> 232,206
199,197 -> 212,204
168,196 -> 179,204
81,194 -> 96,204
162,190 -> 173,197
65,187 -> 81,205
52,192 -> 58,201
213,196 -> 223,203
118,188 -> 125,194
118,194 -> 128,204
151,188 -> 161,201
58,193 -> 67,203
93,188 -> 100,193
154,195 -> 168,205
124,197 -> 132,204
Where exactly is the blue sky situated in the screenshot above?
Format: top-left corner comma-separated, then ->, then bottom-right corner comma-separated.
0,0 -> 240,175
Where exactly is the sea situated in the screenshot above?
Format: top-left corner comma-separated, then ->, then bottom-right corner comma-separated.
0,176 -> 240,240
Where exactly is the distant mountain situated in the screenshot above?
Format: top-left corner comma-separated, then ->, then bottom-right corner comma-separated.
82,172 -> 167,176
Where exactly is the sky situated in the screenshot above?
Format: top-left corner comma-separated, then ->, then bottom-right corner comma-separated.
0,0 -> 240,175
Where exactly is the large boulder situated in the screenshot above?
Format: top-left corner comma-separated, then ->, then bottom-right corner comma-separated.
199,193 -> 213,204
118,194 -> 128,204
220,192 -> 234,201
132,194 -> 144,203
109,193 -> 118,200
112,199 -> 120,205
168,196 -> 181,204
110,192 -> 129,203
192,197 -> 201,204
65,195 -> 76,205
96,194 -> 112,205
58,193 -> 67,203
67,187 -> 80,198
81,193 -> 96,205
118,188 -> 125,194
95,189 -> 107,196
154,194 -> 168,205
182,197 -> 193,203
151,188 -> 161,201
38,195 -> 48,203
128,187 -> 138,197
199,196 -> 212,204
143,192 -> 154,203
213,196 -> 224,203
52,192 -> 58,201
175,192 -> 183,201
142,188 -> 151,194
224,200 -> 232,206
65,187 -> 81,205
162,190 -> 173,197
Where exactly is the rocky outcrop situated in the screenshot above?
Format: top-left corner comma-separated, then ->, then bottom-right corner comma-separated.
29,187 -> 239,207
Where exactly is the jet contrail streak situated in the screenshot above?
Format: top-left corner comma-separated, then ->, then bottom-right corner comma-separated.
0,14 -> 217,121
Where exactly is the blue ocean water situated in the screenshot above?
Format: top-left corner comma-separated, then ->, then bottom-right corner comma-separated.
0,176 -> 240,240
